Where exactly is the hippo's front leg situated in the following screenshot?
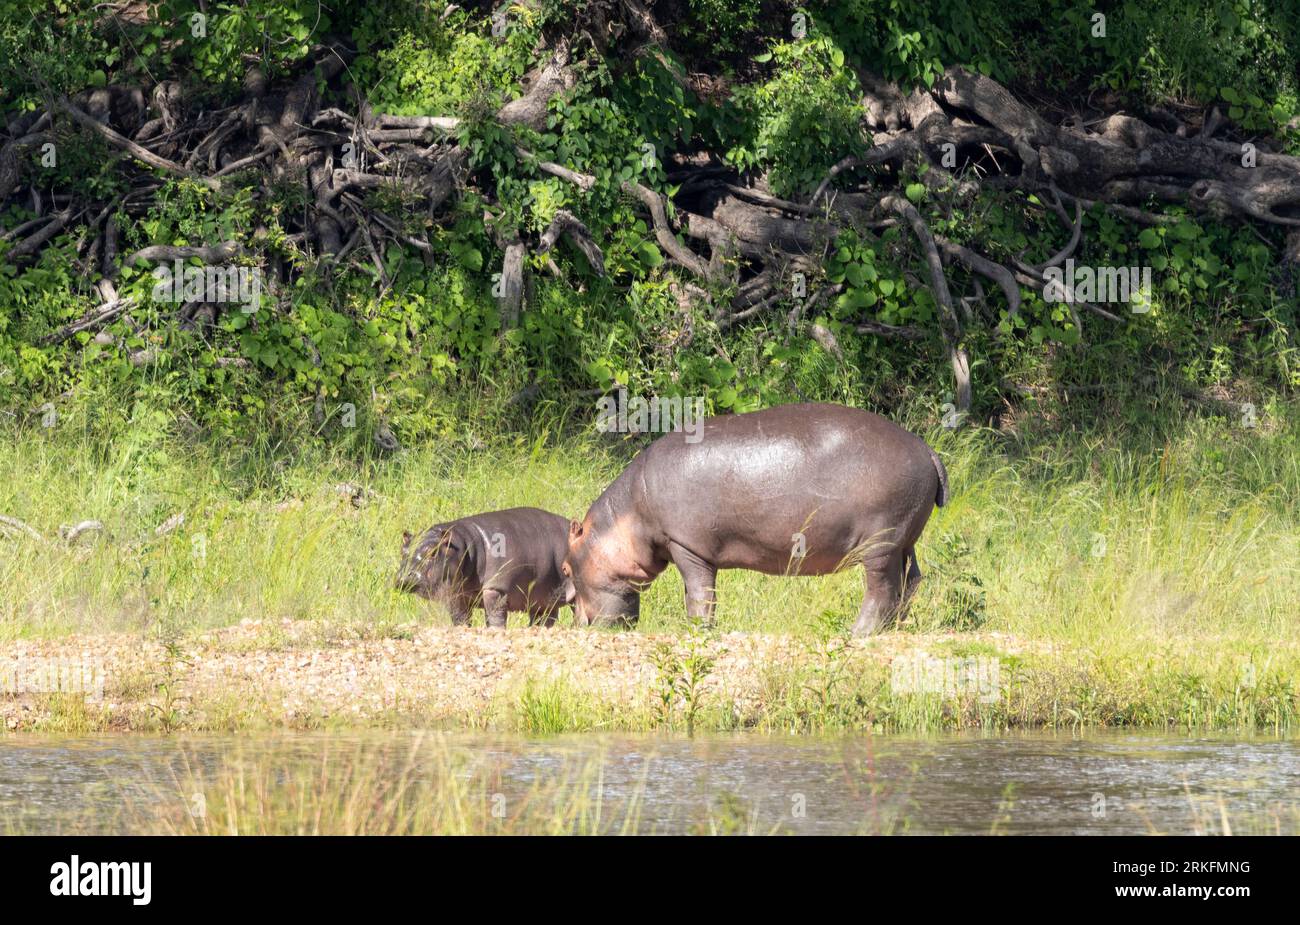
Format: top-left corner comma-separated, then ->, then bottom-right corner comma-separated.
448,599 -> 472,627
482,589 -> 509,629
669,541 -> 718,627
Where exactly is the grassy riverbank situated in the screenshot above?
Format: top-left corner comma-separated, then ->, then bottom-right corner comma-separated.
1,396 -> 1298,734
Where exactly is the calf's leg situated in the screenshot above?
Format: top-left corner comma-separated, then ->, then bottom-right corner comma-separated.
447,596 -> 472,627
482,589 -> 509,629
529,605 -> 559,627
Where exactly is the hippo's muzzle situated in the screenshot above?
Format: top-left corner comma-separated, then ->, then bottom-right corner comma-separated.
574,588 -> 640,628
393,566 -> 424,595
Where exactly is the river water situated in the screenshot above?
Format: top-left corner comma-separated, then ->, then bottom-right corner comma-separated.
2,730 -> 1296,834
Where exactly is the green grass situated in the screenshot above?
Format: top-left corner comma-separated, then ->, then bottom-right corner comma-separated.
80,734 -> 656,836
2,402 -> 1295,641
1,398 -> 1297,733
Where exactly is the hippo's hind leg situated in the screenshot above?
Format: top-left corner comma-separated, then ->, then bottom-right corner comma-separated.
668,541 -> 718,627
853,554 -> 905,636
900,547 -> 923,611
482,589 -> 509,629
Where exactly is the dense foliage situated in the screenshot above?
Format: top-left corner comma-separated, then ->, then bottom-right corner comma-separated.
1,0 -> 1297,452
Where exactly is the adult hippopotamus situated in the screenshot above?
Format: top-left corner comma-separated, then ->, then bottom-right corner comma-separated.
563,403 -> 948,635
397,507 -> 575,628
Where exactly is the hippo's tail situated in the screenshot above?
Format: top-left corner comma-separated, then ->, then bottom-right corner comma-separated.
929,447 -> 949,508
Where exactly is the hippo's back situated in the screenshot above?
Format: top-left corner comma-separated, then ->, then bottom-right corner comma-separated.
458,507 -> 570,558
640,402 -> 935,486
632,403 -> 941,572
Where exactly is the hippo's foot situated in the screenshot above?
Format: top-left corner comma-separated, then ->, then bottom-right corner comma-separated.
851,612 -> 892,636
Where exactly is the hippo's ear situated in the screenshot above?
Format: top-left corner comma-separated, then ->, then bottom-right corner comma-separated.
569,519 -> 584,540
401,530 -> 412,553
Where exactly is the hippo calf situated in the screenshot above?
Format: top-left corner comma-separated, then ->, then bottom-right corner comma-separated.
563,403 -> 948,635
397,507 -> 575,628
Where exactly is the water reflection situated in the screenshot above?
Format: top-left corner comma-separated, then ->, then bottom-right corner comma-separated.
1,731 -> 1296,834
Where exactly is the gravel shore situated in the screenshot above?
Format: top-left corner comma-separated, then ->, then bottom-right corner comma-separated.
0,620 -> 1040,732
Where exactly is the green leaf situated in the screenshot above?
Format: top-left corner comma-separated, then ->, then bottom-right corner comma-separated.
637,242 -> 663,268
454,246 -> 483,271
905,182 -> 926,204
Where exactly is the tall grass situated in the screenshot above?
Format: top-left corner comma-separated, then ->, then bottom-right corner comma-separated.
2,402 -> 1294,644
151,733 -> 650,836
0,734 -> 651,835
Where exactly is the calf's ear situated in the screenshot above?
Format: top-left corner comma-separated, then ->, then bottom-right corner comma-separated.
401,530 -> 412,553
569,519 -> 584,539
